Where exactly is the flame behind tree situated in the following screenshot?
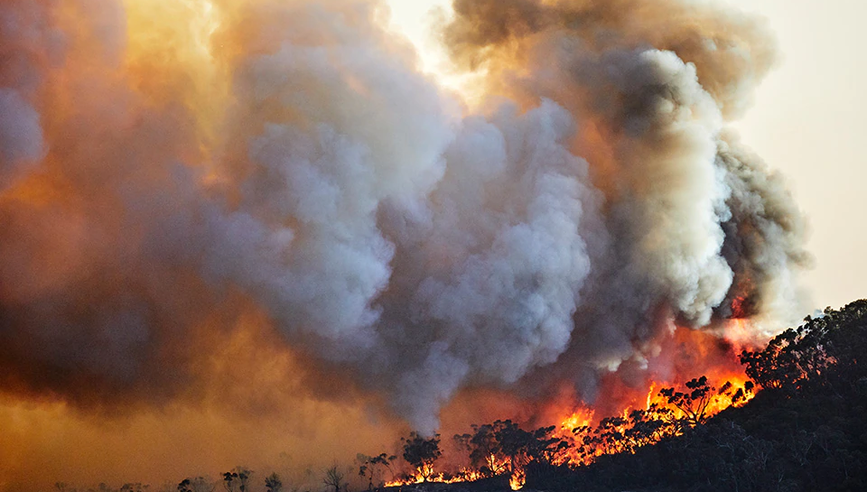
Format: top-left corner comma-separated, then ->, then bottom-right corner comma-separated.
382,301 -> 867,492
401,432 -> 443,483
383,373 -> 754,488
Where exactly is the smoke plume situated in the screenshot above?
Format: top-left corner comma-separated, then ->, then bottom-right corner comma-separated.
0,0 -> 809,487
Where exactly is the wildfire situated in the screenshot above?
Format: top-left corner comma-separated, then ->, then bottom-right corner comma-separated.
731,295 -> 749,319
382,325 -> 759,489
549,376 -> 754,467
508,467 -> 526,491
384,468 -> 485,487
551,326 -> 757,468
385,464 -> 527,490
384,379 -> 755,488
558,408 -> 594,431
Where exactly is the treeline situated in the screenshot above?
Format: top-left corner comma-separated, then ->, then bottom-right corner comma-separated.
368,299 -> 867,492
529,299 -> 867,492
55,466 -> 336,492
365,374 -> 753,485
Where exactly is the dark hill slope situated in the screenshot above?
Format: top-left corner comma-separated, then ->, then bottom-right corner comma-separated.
525,300 -> 867,492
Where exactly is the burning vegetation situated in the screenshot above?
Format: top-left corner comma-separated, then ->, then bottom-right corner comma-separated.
373,371 -> 754,489
359,301 -> 867,492
358,322 -> 763,489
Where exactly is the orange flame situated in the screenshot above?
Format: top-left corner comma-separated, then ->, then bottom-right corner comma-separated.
385,468 -> 486,487
550,325 -> 757,467
386,325 -> 760,487
509,467 -> 526,491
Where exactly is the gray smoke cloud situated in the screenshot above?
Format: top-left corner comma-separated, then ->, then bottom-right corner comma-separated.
0,0 -> 808,434
716,134 -> 813,322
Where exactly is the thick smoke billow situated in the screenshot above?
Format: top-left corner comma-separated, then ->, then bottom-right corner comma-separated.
0,0 -> 808,441
716,134 -> 813,322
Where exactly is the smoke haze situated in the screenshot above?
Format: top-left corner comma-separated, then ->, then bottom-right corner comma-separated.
0,0 -> 809,489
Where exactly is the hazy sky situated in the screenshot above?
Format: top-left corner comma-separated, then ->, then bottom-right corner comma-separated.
726,0 -> 867,312
386,0 -> 867,314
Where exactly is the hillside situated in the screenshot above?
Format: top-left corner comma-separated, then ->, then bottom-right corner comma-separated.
525,300 -> 867,492
389,300 -> 867,492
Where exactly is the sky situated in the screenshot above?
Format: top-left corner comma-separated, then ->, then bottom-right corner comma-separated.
726,0 -> 867,311
385,0 -> 867,314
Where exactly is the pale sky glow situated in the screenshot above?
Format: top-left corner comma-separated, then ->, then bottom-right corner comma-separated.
727,0 -> 867,312
384,1 -> 458,87
386,0 -> 867,314
384,0 -> 490,105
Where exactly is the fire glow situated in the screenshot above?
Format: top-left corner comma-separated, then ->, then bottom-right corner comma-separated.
0,0 -> 808,489
383,323 -> 756,490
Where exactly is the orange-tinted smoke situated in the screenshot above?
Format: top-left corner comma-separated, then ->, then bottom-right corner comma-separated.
0,0 -> 811,489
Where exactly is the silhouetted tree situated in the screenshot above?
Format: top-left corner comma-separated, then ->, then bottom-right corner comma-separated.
494,420 -> 564,471
358,453 -> 396,489
741,299 -> 867,396
323,465 -> 345,492
222,468 -> 251,492
222,473 -> 236,492
119,484 -> 148,492
401,431 -> 442,481
455,423 -> 507,476
265,473 -> 283,492
178,479 -> 192,492
178,477 -> 212,492
235,469 -> 251,492
659,376 -> 714,427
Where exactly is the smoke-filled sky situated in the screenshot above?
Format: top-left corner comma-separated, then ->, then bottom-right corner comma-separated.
389,0 -> 867,311
0,0 -> 860,490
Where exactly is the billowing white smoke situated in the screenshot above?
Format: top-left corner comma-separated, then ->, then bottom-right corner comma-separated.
386,101 -> 603,429
0,0 -> 808,434
201,8 -> 454,354
579,48 -> 733,326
